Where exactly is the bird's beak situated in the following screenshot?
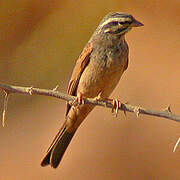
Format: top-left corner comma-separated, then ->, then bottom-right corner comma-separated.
130,19 -> 144,27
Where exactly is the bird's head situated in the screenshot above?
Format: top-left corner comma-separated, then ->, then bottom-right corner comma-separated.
98,12 -> 143,36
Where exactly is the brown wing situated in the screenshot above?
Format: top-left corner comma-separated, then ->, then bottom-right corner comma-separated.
66,42 -> 93,116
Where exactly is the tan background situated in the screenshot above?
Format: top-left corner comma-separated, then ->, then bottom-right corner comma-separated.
0,0 -> 180,179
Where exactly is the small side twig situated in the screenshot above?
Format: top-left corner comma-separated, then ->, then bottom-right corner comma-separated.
173,137 -> 180,152
2,91 -> 10,127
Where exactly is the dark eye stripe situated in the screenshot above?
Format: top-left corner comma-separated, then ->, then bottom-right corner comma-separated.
108,21 -> 119,26
119,21 -> 131,25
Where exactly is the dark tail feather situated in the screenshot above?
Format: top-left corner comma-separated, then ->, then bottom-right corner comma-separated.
41,125 -> 75,168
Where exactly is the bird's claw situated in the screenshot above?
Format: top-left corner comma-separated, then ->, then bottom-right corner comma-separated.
112,99 -> 121,117
71,94 -> 85,106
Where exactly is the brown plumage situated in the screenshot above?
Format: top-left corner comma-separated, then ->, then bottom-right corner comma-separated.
41,12 -> 143,168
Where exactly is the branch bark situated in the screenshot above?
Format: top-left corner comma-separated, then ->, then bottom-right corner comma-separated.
0,82 -> 180,124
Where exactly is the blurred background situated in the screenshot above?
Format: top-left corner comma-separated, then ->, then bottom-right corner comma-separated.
0,0 -> 180,179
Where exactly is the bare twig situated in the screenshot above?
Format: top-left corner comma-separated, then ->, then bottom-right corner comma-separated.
2,91 -> 10,127
173,137 -> 180,152
0,83 -> 180,123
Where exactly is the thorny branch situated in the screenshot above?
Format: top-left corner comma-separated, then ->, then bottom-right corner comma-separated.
0,82 -> 180,123
0,83 -> 179,151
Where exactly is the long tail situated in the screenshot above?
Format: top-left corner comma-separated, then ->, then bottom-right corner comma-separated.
41,123 -> 75,168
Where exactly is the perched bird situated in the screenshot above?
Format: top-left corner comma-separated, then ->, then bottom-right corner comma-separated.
41,12 -> 143,168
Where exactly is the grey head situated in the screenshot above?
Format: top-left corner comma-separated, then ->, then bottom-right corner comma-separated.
96,12 -> 143,36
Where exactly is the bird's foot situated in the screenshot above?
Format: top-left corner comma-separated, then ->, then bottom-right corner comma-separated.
109,99 -> 122,117
71,93 -> 85,106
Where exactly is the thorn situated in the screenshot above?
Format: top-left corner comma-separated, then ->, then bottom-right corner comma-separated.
123,102 -> 129,117
123,108 -> 127,117
134,106 -> 140,117
173,137 -> 180,152
53,85 -> 59,91
163,105 -> 172,113
25,86 -> 33,95
94,92 -> 102,101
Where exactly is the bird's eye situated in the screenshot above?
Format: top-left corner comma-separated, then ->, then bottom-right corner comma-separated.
109,21 -> 119,26
119,21 -> 129,25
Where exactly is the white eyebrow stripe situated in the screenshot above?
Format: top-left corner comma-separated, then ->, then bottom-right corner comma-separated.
100,18 -> 122,28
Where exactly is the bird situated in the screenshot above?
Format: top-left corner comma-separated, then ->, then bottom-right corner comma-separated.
41,12 -> 143,168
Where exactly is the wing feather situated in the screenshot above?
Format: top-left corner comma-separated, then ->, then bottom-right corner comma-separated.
66,43 -> 93,116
